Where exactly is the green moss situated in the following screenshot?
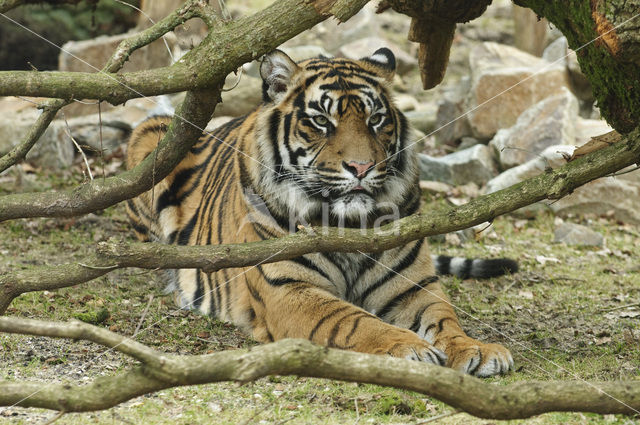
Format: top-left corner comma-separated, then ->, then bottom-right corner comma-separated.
73,307 -> 109,324
516,0 -> 640,132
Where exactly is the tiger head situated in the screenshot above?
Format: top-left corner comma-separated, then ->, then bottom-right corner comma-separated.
253,48 -> 417,229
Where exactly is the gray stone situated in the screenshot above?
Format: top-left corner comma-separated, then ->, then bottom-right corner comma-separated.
553,222 -> 603,247
551,178 -> 640,225
0,98 -> 74,168
489,88 -> 579,169
434,77 -> 473,146
404,103 -> 437,134
574,118 -> 614,146
213,75 -> 262,117
337,37 -> 417,75
485,145 -> 575,194
394,94 -> 419,112
467,42 -> 570,139
543,36 -> 593,101
59,32 -> 178,117
419,144 -> 496,186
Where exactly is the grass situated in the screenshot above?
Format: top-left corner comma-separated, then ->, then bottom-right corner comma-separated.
1,169 -> 640,424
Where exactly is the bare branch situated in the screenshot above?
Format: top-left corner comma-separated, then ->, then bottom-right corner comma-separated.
2,127 -> 639,313
1,318 -> 639,418
0,0 -> 368,104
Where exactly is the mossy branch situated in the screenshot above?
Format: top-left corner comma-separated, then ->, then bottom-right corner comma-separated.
1,317 -> 639,418
2,127 -> 639,313
0,0 -> 368,104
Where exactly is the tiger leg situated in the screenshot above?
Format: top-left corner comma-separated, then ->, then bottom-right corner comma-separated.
247,280 -> 447,365
374,277 -> 513,377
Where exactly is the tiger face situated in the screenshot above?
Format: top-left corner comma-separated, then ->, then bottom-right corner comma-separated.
254,48 -> 416,228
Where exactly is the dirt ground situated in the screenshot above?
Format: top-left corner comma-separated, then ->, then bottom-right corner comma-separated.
1,160 -> 639,424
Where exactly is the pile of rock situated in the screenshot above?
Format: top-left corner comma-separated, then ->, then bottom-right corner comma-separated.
418,39 -> 640,225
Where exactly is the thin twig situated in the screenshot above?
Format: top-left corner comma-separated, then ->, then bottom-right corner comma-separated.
601,302 -> 640,313
133,294 -> 154,337
42,410 -> 66,425
62,113 -> 93,181
98,101 -> 105,181
415,410 -> 461,424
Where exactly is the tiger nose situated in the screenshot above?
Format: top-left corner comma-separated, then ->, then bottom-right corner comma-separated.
342,160 -> 375,178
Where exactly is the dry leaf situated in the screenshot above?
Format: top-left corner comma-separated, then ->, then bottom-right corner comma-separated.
569,130 -> 621,161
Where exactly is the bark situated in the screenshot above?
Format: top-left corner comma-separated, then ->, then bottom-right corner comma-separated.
385,0 -> 491,89
514,0 -> 640,133
2,127 -> 639,313
1,318 -> 640,418
0,0 -> 367,104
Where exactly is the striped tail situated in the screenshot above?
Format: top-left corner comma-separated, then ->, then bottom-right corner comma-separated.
432,255 -> 518,279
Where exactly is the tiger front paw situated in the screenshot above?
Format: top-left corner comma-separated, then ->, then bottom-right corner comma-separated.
439,337 -> 513,377
373,331 -> 448,366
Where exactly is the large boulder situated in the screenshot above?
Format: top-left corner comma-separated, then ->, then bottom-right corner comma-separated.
489,88 -> 579,169
59,32 -> 178,117
419,144 -> 496,186
543,36 -> 593,102
212,75 -> 262,117
467,42 -> 570,139
434,77 -> 473,146
485,145 -> 575,194
553,222 -> 603,247
0,97 -> 74,168
551,178 -> 640,225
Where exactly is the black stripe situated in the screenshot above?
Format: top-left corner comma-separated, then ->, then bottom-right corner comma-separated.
327,311 -> 361,348
359,239 -> 424,304
435,255 -> 452,275
308,306 -> 350,340
458,259 -> 473,279
192,271 -> 204,310
290,256 -> 331,282
376,276 -> 439,319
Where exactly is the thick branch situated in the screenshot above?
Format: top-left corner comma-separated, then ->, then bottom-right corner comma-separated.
1,318 -> 639,418
0,88 -> 219,222
2,128 -> 639,313
0,2 -> 196,172
0,0 -> 368,104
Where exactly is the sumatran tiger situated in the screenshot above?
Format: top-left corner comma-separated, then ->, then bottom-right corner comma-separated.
126,48 -> 518,377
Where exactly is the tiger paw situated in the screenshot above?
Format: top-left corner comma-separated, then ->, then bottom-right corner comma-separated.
440,337 -> 513,377
373,331 -> 448,365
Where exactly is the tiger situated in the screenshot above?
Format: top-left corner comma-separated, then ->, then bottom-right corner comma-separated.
126,48 -> 518,377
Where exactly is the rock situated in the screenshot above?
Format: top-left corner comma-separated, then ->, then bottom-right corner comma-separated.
434,77 -> 473,146
458,137 -> 480,150
574,118 -> 614,146
543,37 -> 593,101
394,94 -> 420,112
419,144 -> 496,186
213,75 -> 262,117
489,88 -> 579,169
485,145 -> 575,193
553,222 -> 603,247
337,36 -> 417,75
467,42 -> 570,139
0,98 -> 75,168
404,103 -> 437,134
551,179 -> 640,225
59,32 -> 178,117
419,180 -> 452,194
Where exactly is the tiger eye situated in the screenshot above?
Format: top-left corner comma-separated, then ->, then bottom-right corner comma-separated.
313,115 -> 329,126
369,114 -> 382,125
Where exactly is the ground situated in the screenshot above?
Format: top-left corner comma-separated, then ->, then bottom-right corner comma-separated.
0,164 -> 639,425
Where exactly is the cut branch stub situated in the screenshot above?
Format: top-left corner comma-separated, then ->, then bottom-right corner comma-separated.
409,17 -> 456,89
387,0 -> 492,89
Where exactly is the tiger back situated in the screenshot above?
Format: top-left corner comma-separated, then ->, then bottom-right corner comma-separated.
126,48 -> 516,377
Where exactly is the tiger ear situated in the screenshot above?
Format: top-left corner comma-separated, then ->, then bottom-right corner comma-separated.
360,47 -> 396,82
260,50 -> 300,103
